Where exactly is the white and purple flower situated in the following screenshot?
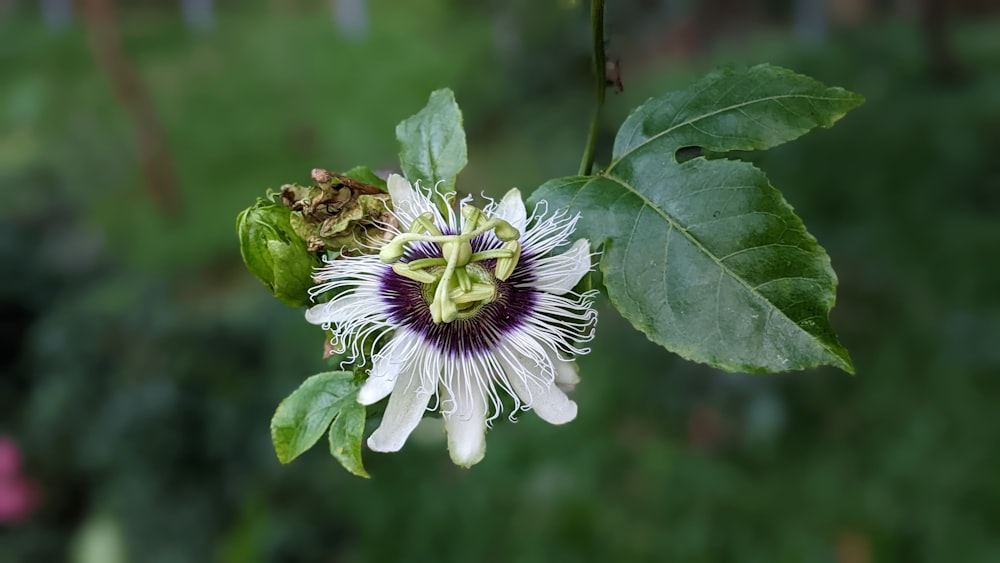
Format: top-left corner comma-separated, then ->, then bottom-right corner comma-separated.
306,174 -> 597,466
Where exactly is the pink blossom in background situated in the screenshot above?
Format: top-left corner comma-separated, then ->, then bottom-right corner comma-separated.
0,437 -> 21,476
0,436 -> 37,524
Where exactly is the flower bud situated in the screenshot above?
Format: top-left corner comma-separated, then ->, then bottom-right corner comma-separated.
237,198 -> 320,307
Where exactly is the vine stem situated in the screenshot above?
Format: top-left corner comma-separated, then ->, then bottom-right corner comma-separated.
578,0 -> 606,177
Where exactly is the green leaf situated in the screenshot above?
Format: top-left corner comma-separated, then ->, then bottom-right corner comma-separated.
533,65 -> 862,374
341,165 -> 388,191
328,393 -> 370,478
396,88 -> 467,192
236,198 -> 320,308
271,371 -> 356,464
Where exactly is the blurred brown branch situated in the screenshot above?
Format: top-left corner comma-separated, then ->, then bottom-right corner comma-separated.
922,0 -> 966,82
82,0 -> 183,218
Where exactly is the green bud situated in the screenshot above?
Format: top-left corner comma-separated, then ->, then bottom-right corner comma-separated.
237,197 -> 321,308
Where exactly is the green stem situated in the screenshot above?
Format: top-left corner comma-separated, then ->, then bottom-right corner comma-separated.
578,0 -> 607,177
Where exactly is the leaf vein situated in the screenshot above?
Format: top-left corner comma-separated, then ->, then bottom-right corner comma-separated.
714,269 -> 725,345
622,202 -> 645,306
661,221 -> 675,322
718,243 -> 810,263
753,276 -> 823,291
687,209 -> 787,230
609,93 -> 850,169
598,172 -> 841,363
683,184 -> 756,198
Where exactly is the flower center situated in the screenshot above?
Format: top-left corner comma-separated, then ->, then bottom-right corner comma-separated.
380,203 -> 522,324
419,263 -> 496,320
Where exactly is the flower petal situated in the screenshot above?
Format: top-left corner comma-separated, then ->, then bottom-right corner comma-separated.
304,293 -> 365,325
387,173 -> 430,226
528,238 -> 592,295
502,346 -> 578,425
367,368 -> 432,452
359,348 -> 404,406
442,381 -> 488,467
554,358 -> 581,392
493,188 -> 527,234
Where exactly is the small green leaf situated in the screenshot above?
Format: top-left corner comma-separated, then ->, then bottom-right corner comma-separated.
533,65 -> 862,374
271,371 -> 356,464
328,393 -> 370,478
396,88 -> 467,192
236,198 -> 321,308
341,165 -> 388,191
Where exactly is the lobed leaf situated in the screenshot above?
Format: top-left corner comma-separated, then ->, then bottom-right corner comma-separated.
533,65 -> 862,374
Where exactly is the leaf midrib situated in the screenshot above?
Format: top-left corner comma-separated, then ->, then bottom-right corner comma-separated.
588,172 -> 845,368
607,93 -> 849,172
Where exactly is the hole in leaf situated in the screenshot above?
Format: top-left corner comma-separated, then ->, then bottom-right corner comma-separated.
674,146 -> 703,163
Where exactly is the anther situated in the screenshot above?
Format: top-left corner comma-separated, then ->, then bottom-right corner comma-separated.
392,262 -> 438,284
410,212 -> 441,236
379,238 -> 408,263
494,240 -> 521,281
492,220 -> 520,242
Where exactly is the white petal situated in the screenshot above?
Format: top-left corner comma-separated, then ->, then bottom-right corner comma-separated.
502,346 -> 578,425
442,381 -> 488,467
528,238 -> 592,294
367,368 -> 431,452
304,293 -> 364,325
554,359 -> 581,392
358,347 -> 404,406
493,188 -> 527,234
387,173 -> 428,225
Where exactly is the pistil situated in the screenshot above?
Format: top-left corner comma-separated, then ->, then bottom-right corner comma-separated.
381,203 -> 523,323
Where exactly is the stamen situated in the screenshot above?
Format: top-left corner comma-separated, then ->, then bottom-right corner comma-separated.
392,262 -> 438,284
455,267 -> 473,292
494,240 -> 521,281
410,212 -> 441,236
378,201 -> 525,326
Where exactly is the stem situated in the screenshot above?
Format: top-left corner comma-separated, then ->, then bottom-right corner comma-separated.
578,0 -> 606,177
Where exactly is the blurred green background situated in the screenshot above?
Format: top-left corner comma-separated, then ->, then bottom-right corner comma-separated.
2,0 -> 999,561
